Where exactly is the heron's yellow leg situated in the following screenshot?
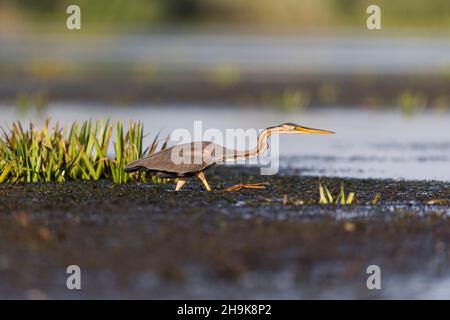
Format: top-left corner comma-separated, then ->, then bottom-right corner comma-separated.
175,177 -> 188,191
196,171 -> 212,191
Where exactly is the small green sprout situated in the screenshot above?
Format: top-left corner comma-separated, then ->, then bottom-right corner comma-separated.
371,194 -> 381,205
319,182 -> 356,205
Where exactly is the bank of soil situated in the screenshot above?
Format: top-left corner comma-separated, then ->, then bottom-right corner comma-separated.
2,73 -> 450,109
0,166 -> 449,299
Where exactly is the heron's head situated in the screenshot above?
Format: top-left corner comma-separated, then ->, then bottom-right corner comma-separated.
269,122 -> 335,135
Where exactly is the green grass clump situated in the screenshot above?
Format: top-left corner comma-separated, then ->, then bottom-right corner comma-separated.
263,89 -> 310,112
319,182 -> 356,205
397,90 -> 428,115
0,119 -> 167,184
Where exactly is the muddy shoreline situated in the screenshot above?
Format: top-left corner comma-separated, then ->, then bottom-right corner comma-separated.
2,73 -> 450,108
0,166 -> 449,299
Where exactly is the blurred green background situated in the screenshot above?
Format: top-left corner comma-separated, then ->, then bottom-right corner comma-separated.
1,0 -> 450,33
1,0 -> 450,112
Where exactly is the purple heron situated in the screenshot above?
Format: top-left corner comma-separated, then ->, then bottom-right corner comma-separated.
124,123 -> 334,191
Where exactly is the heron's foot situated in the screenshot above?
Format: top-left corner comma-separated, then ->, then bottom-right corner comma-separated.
225,182 -> 269,192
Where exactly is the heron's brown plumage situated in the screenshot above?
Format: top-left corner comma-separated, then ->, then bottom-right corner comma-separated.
124,141 -> 218,177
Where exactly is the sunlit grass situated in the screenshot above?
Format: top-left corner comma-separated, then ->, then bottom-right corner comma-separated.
0,119 -> 167,184
319,181 -> 355,205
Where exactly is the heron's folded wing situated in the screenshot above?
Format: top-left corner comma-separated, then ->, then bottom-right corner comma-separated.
124,142 -> 217,175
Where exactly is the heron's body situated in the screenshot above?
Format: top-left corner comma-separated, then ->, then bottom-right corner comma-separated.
125,141 -> 220,178
125,123 -> 334,191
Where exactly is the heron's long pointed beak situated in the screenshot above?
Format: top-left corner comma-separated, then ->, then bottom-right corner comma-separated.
295,126 -> 335,134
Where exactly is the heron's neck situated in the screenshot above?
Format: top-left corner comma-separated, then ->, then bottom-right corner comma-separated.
226,128 -> 273,161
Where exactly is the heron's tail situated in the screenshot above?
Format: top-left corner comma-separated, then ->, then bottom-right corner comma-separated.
124,159 -> 144,173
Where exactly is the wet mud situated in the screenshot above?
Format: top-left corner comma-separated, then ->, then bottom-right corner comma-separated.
0,166 -> 449,299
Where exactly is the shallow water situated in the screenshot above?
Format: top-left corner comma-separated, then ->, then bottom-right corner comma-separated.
2,103 -> 449,181
2,34 -> 450,74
